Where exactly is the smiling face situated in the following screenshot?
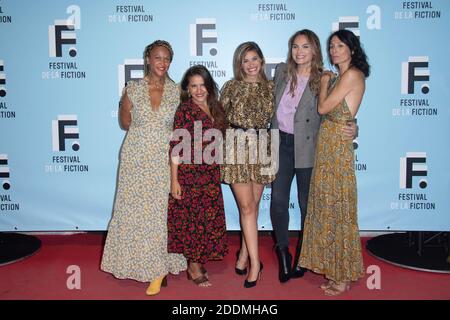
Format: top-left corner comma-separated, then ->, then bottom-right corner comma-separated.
291,34 -> 314,68
329,36 -> 352,68
146,46 -> 171,78
241,50 -> 262,82
188,74 -> 208,106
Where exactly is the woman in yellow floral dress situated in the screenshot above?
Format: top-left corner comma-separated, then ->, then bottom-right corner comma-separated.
101,40 -> 186,296
299,30 -> 370,296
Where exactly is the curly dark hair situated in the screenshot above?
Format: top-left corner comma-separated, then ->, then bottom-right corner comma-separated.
143,40 -> 174,79
327,30 -> 370,77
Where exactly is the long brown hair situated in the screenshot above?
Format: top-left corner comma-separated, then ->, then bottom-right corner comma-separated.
232,41 -> 268,82
180,65 -> 227,132
286,29 -> 323,96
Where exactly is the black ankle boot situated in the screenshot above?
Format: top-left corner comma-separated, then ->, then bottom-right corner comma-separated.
276,246 -> 292,283
291,242 -> 307,278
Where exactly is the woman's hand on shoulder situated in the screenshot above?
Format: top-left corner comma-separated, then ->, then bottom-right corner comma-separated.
321,70 -> 335,84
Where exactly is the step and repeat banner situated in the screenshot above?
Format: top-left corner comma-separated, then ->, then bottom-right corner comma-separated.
0,1 -> 449,231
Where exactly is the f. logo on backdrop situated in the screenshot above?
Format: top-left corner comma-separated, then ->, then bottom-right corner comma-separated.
49,5 -> 81,58
332,16 -> 360,36
0,154 -> 10,190
52,115 -> 80,152
118,59 -> 144,97
190,18 -> 218,57
400,152 -> 427,189
188,18 -> 226,79
47,115 -> 88,173
401,57 -> 430,95
0,60 -> 5,97
332,6 -> 381,34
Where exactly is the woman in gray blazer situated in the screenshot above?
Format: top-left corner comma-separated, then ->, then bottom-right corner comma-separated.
270,29 -> 356,283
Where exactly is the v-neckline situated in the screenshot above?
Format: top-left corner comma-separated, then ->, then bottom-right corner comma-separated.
193,100 -> 214,123
143,78 -> 165,112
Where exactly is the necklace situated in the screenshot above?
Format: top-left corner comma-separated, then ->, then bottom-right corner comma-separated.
145,76 -> 164,89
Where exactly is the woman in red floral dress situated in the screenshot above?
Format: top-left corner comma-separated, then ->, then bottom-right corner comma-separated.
167,65 -> 228,287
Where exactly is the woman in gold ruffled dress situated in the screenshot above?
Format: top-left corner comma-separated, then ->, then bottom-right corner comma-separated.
220,42 -> 275,288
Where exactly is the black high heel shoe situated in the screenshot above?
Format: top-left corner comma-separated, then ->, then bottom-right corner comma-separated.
276,246 -> 292,283
235,251 -> 248,275
244,262 -> 263,288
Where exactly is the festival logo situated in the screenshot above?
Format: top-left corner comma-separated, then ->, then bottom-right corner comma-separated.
250,3 -> 296,22
400,152 -> 427,189
108,4 -> 154,23
401,56 -> 429,95
395,1 -> 442,20
393,56 -> 436,117
0,60 -> 15,119
0,153 -> 20,212
46,115 -> 89,174
190,18 -> 218,57
391,152 -> 435,211
52,115 -> 80,152
44,5 -> 86,80
0,154 -> 10,190
189,18 -> 226,80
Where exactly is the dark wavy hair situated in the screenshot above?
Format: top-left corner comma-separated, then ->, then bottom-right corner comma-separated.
180,65 -> 227,132
327,30 -> 370,77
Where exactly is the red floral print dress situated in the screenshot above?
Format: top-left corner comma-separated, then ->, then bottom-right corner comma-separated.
167,99 -> 228,263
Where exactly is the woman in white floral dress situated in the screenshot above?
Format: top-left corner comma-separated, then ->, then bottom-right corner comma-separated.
101,40 -> 186,296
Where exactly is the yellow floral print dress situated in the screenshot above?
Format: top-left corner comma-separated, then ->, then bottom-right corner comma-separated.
299,77 -> 364,283
101,78 -> 187,282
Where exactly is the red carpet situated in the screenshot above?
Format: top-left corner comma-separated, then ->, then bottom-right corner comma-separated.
0,232 -> 449,300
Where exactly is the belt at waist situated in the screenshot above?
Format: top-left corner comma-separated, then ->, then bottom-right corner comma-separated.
279,130 -> 294,136
229,123 -> 266,131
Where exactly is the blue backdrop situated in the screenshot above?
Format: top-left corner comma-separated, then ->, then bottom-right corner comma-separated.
0,0 -> 449,231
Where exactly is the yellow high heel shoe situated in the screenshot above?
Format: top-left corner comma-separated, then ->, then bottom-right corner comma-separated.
146,275 -> 168,296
